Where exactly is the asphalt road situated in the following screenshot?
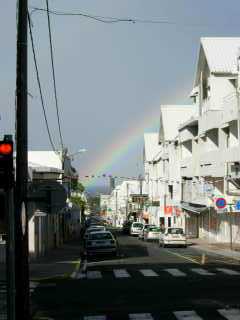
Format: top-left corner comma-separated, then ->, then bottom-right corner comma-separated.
32,230 -> 240,320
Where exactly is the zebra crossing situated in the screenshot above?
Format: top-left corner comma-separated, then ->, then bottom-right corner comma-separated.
0,281 -> 39,296
74,267 -> 240,280
80,308 -> 240,319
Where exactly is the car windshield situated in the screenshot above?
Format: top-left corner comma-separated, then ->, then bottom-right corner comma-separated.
133,223 -> 143,228
148,227 -> 160,232
89,232 -> 113,240
168,228 -> 184,235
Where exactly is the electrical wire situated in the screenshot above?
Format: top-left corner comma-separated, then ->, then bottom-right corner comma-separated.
45,0 -> 64,150
28,12 -> 57,152
30,7 -> 218,27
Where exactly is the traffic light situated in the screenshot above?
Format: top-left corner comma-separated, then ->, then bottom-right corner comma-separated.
0,136 -> 14,189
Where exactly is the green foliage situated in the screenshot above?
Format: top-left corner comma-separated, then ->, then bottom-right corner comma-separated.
71,180 -> 85,193
71,196 -> 86,209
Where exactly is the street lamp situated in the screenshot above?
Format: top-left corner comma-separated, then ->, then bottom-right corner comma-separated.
67,148 -> 87,161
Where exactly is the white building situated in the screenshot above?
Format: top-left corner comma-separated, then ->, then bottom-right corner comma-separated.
144,105 -> 196,229
179,37 -> 240,243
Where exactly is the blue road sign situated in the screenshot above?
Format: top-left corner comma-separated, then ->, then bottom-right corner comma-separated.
235,200 -> 240,211
215,197 -> 227,209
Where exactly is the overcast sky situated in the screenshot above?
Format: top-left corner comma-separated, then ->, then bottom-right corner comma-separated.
1,1 -> 240,190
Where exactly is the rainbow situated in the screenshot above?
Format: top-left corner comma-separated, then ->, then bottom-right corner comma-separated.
81,106 -> 159,188
81,86 -> 189,188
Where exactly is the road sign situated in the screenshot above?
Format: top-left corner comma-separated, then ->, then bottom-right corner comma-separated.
235,200 -> 240,211
215,197 -> 227,209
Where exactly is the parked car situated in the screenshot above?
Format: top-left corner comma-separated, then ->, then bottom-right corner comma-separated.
85,231 -> 117,256
143,226 -> 161,241
130,222 -> 144,236
159,227 -> 187,248
138,224 -> 155,240
84,225 -> 106,240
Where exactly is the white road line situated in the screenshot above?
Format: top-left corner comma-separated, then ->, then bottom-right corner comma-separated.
114,269 -> 130,278
164,268 -> 186,277
216,268 -> 240,275
76,272 -> 86,279
30,281 -> 39,289
191,268 -> 215,276
84,316 -> 106,320
87,271 -> 102,279
139,269 -> 159,277
129,313 -> 153,319
218,308 -> 240,319
70,271 -> 77,279
173,310 -> 203,319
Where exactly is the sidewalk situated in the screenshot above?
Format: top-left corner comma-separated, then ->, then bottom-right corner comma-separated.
30,237 -> 83,281
190,237 -> 240,261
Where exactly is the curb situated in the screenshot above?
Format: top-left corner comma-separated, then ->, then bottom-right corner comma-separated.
192,244 -> 240,262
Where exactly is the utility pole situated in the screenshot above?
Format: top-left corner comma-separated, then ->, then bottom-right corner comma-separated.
15,0 -> 29,319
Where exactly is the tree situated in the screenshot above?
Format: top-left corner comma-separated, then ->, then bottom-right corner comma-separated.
71,180 -> 85,193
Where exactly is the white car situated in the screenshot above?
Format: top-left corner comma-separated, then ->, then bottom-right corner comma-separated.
130,222 -> 144,236
84,225 -> 106,240
143,226 -> 161,241
159,228 -> 187,248
85,231 -> 117,256
139,224 -> 155,240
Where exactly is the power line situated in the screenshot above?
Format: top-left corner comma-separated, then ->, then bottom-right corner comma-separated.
45,0 -> 64,150
30,7 -> 226,27
28,12 -> 57,152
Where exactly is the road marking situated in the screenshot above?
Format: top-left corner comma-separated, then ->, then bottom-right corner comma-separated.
76,272 -> 86,279
216,268 -> 240,275
114,269 -> 130,278
165,249 -> 200,265
87,271 -> 102,279
139,269 -> 159,277
218,308 -> 240,319
84,316 -> 106,320
70,258 -> 81,279
30,281 -> 39,289
174,310 -> 203,319
164,268 -> 186,277
191,268 -> 215,276
129,313 -> 153,319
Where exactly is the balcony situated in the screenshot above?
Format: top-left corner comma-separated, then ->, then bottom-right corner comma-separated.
221,92 -> 239,124
199,109 -> 222,135
180,157 -> 193,177
182,181 -> 208,206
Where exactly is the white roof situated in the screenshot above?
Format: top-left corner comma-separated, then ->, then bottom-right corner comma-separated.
144,133 -> 162,162
201,37 -> 240,73
28,151 -> 62,170
194,37 -> 240,87
159,105 -> 196,142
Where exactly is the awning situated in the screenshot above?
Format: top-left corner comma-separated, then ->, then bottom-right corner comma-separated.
180,202 -> 207,214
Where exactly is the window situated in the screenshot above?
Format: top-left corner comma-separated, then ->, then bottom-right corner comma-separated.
168,217 -> 171,227
168,185 -> 173,199
89,232 -> 113,240
168,228 -> 184,235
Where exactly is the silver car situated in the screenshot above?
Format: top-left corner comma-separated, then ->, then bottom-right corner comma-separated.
143,226 -> 161,241
85,231 -> 117,256
138,224 -> 155,240
159,227 -> 187,248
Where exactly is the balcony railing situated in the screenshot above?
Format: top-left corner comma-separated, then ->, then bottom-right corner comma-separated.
221,91 -> 239,124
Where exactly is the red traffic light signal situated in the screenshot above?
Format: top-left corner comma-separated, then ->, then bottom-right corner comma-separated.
0,143 -> 13,155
